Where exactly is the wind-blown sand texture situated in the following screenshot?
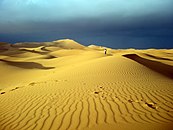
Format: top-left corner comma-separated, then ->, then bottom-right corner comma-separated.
0,39 -> 173,130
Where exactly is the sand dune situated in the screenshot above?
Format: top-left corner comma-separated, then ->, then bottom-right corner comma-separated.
52,39 -> 85,49
0,40 -> 173,130
123,54 -> 173,79
0,42 -> 11,52
144,53 -> 173,61
0,59 -> 55,69
12,39 -> 85,49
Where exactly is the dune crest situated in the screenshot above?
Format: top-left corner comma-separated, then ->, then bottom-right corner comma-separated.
52,39 -> 85,49
0,40 -> 173,130
11,39 -> 86,49
123,54 -> 173,79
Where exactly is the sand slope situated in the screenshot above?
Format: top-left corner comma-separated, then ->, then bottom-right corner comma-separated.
0,41 -> 173,130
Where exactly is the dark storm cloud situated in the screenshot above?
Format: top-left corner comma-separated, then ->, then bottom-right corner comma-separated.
0,0 -> 173,48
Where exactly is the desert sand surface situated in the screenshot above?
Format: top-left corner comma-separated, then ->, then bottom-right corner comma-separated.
0,39 -> 173,130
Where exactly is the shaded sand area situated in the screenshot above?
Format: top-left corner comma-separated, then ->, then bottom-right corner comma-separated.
0,39 -> 173,130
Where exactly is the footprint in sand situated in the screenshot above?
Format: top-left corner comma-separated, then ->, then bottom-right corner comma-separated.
94,91 -> 100,94
145,102 -> 158,109
127,99 -> 140,103
10,87 -> 19,91
1,92 -> 5,95
140,99 -> 158,109
29,82 -> 36,86
94,90 -> 109,100
128,99 -> 134,103
99,86 -> 103,89
55,80 -> 59,82
94,91 -> 103,97
97,85 -> 104,90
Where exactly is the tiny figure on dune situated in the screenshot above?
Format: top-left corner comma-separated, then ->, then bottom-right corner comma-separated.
104,48 -> 107,55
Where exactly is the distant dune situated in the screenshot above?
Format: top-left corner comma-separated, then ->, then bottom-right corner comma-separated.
0,39 -> 173,130
11,39 -> 85,49
0,42 -> 11,51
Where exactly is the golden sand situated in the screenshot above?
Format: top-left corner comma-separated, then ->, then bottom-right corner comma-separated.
0,40 -> 173,130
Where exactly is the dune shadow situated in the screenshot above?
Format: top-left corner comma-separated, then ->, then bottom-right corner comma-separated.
41,47 -> 50,52
0,48 -> 25,56
19,49 -> 49,55
123,54 -> 173,79
106,54 -> 113,56
44,55 -> 57,59
0,59 -> 54,70
0,48 -> 8,52
164,52 -> 173,55
145,54 -> 173,61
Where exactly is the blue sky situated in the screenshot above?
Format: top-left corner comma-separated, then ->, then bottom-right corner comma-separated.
0,0 -> 173,48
